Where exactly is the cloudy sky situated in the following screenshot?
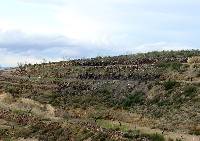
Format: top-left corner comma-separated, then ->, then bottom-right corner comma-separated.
0,0 -> 200,66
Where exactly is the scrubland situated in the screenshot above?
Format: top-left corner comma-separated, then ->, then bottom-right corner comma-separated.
0,50 -> 200,141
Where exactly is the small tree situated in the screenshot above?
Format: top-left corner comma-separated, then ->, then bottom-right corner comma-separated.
17,62 -> 26,74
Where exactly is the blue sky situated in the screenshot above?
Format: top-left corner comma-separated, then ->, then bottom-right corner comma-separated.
0,0 -> 200,66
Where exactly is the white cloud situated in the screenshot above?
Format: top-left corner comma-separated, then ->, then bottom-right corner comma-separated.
132,42 -> 194,53
56,8 -> 103,42
0,30 -> 195,67
0,30 -> 116,66
0,48 -> 41,66
0,20 -> 17,32
0,0 -> 199,67
17,0 -> 67,6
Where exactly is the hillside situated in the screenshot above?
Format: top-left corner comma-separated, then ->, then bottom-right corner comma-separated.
0,50 -> 200,141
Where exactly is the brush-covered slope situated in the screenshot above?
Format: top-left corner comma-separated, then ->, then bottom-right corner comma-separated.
0,50 -> 200,141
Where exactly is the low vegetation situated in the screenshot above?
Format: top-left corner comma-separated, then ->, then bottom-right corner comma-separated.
0,50 -> 200,140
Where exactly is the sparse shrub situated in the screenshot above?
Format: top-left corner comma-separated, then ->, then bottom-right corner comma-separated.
76,129 -> 94,141
189,126 -> 200,135
157,98 -> 171,107
0,129 -> 10,138
4,85 -> 20,98
188,56 -> 200,64
157,62 -> 182,71
92,132 -> 108,141
17,62 -> 26,74
183,85 -> 197,97
196,70 -> 200,77
123,130 -> 140,139
163,80 -> 178,90
170,62 -> 182,71
148,133 -> 165,141
168,138 -> 174,141
122,91 -> 145,108
147,84 -> 153,90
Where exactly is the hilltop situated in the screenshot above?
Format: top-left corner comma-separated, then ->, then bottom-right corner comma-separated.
0,50 -> 200,141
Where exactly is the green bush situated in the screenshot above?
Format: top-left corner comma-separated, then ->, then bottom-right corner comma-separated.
183,85 -> 197,97
148,133 -> 165,141
122,91 -> 145,108
92,132 -> 108,141
123,130 -> 140,139
170,62 -> 182,71
163,80 -> 178,90
4,85 -> 20,97
189,129 -> 200,135
157,62 -> 182,71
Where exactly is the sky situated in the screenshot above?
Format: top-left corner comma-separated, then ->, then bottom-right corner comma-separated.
0,0 -> 200,66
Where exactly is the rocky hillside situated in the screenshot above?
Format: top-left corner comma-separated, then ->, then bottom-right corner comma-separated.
0,50 -> 200,141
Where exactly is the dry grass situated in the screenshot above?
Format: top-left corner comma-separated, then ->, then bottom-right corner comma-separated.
0,92 -> 57,119
17,138 -> 38,141
188,56 -> 200,64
